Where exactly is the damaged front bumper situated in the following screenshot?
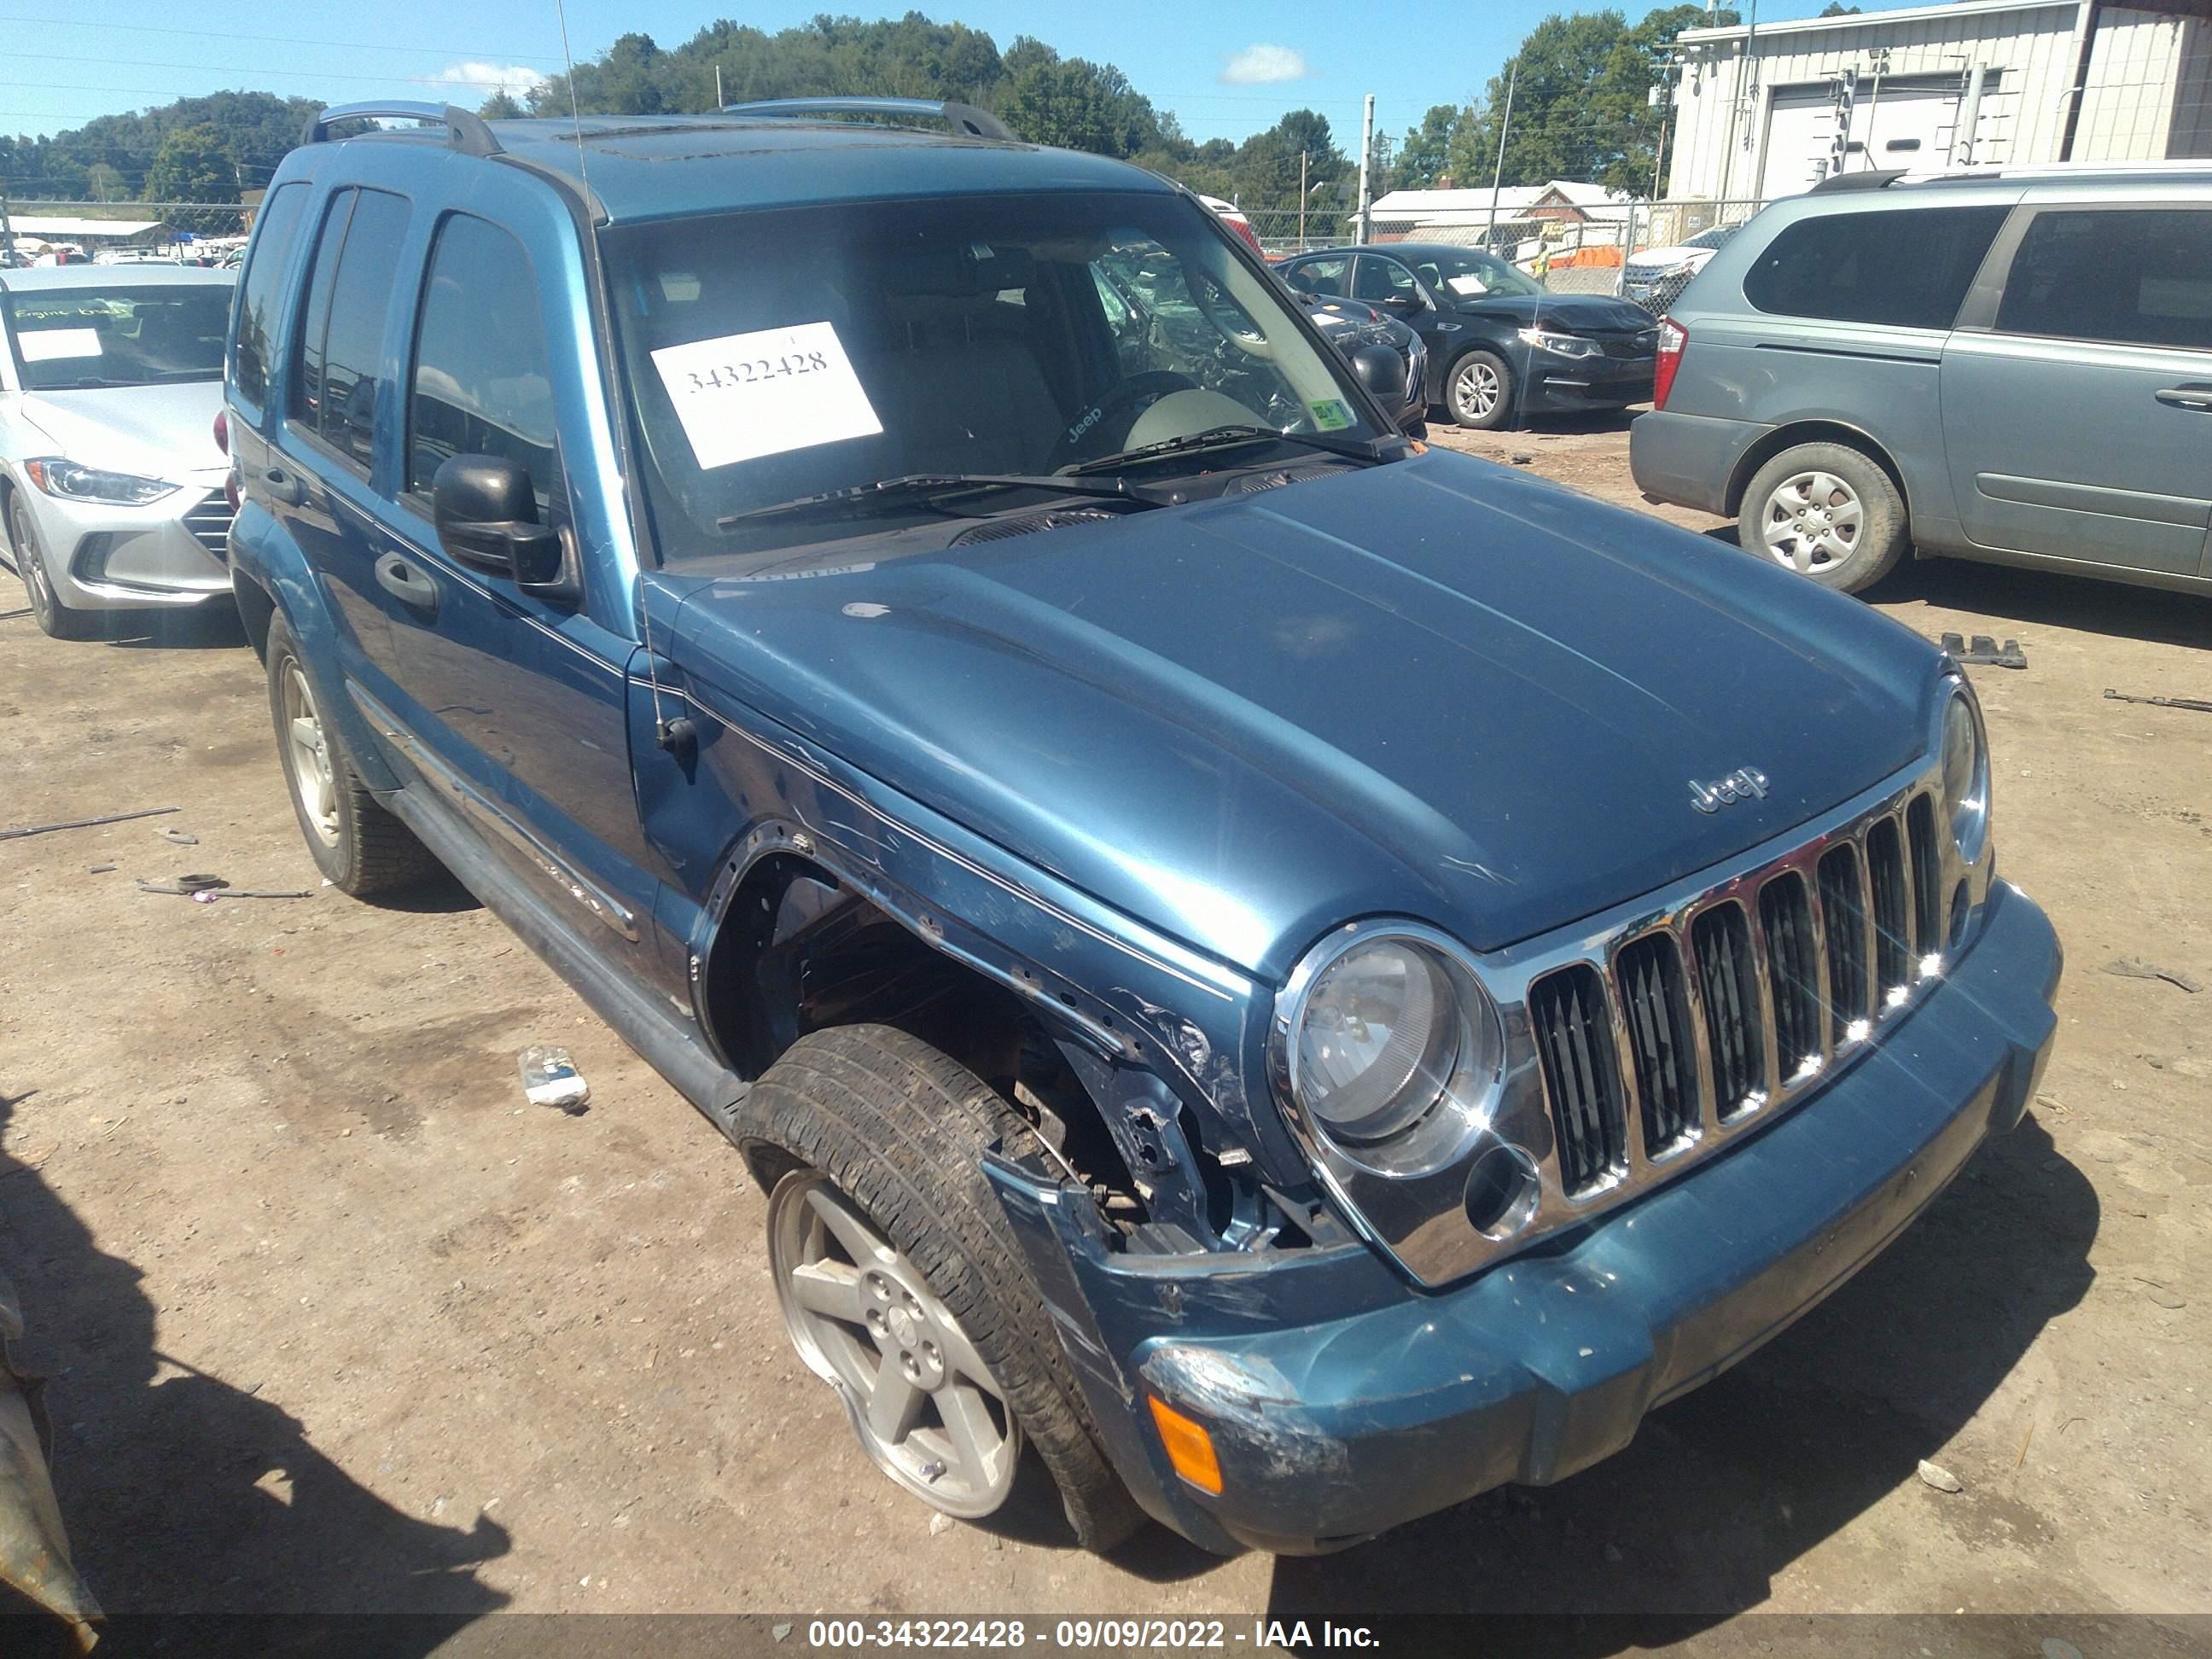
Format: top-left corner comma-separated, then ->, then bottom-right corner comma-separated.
986,880 -> 2061,1555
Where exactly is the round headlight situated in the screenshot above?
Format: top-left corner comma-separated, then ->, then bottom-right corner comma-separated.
1295,940 -> 1459,1143
1941,690 -> 1988,862
1280,928 -> 1505,1175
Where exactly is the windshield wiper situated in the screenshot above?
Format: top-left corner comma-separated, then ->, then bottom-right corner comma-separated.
1062,423 -> 1389,476
716,471 -> 1157,530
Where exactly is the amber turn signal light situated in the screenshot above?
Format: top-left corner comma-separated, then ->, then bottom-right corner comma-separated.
1146,1394 -> 1223,1495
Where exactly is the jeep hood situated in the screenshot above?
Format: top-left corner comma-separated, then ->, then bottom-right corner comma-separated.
666,450 -> 1935,979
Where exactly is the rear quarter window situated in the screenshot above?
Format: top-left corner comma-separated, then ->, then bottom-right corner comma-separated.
1743,204 -> 2010,330
231,179 -> 310,410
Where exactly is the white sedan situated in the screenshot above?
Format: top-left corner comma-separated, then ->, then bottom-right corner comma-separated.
0,265 -> 236,639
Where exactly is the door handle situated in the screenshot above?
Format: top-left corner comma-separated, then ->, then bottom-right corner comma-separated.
2154,385 -> 2212,411
376,553 -> 439,614
261,464 -> 304,505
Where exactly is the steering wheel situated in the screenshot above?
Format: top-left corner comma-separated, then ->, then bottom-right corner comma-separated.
1192,271 -> 1273,360
1048,370 -> 1200,470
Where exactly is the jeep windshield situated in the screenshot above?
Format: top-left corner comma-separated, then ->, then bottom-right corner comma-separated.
604,190 -> 1389,568
3,283 -> 231,391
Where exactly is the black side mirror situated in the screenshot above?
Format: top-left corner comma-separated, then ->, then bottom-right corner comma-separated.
1379,292 -> 1423,316
433,455 -> 565,590
1349,342 -> 1407,404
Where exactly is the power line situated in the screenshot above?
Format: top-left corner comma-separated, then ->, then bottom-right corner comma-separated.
0,14 -> 564,61
3,51 -> 544,90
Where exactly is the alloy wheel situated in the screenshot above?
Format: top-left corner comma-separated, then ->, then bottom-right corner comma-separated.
281,661 -> 343,847
768,1169 -> 1022,1519
1452,358 -> 1501,422
1759,470 -> 1865,577
11,511 -> 55,629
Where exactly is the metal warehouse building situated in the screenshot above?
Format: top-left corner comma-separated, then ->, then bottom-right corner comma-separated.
1666,0 -> 2212,202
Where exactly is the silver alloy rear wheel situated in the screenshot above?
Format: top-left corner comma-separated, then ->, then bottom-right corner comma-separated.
1759,469 -> 1866,578
281,661 -> 343,847
768,1168 -> 1022,1519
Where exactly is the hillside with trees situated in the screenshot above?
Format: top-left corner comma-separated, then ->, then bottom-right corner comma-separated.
0,90 -> 317,210
2,7 -> 1719,224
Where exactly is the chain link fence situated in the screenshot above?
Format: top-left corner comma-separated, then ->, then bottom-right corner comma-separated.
1232,197 -> 1773,317
0,199 -> 251,265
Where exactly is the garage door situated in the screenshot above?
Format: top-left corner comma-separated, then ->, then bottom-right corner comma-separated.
1759,78 -> 1965,199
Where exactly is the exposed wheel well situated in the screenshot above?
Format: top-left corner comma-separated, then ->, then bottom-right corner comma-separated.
701,853 -> 1142,1207
1726,421 -> 1911,523
0,476 -> 17,559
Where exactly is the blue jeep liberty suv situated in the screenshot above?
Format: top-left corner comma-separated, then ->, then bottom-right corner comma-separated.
224,97 -> 2063,1556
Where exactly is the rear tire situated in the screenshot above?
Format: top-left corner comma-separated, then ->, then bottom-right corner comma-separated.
742,1024 -> 1146,1553
264,614 -> 439,896
1741,442 -> 1907,594
9,498 -> 96,641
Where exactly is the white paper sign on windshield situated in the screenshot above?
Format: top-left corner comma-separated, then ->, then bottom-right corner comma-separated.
19,327 -> 103,362
1446,274 -> 1492,297
649,321 -> 882,470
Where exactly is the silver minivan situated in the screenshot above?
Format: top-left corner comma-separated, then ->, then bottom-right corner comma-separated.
1631,164 -> 2212,596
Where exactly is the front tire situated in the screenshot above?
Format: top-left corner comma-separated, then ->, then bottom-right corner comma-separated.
743,1024 -> 1145,1552
1742,442 -> 1907,594
1447,349 -> 1515,430
9,498 -> 96,641
264,614 -> 439,895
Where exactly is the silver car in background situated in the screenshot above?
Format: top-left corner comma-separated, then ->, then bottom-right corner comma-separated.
0,265 -> 237,638
1631,164 -> 2212,597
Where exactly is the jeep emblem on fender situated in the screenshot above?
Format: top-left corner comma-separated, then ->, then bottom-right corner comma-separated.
1690,767 -> 1770,814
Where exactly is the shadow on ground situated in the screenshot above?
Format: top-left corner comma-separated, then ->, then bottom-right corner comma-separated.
0,1089 -> 510,1654
1221,1115 -> 2098,1632
1694,530 -> 2212,652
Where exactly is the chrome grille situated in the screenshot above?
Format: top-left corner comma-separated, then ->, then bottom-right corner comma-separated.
182,493 -> 235,560
1531,787 -> 1951,1203
1616,932 -> 1698,1157
1528,964 -> 1627,1196
1689,901 -> 1763,1117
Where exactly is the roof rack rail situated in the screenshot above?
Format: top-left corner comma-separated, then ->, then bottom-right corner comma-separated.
719,96 -> 1014,143
304,102 -> 503,157
1807,167 -> 1907,195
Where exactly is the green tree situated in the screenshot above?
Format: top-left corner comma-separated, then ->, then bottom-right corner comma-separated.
85,161 -> 126,201
1451,3 -> 1732,195
145,123 -> 239,233
1395,103 -> 1465,190
478,89 -> 525,120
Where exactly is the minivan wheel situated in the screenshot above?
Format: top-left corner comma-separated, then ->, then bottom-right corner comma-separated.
264,614 -> 440,895
1448,350 -> 1514,430
742,1024 -> 1145,1552
9,498 -> 96,640
1743,442 -> 1906,593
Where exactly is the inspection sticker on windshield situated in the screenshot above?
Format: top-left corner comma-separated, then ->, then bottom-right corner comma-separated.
650,322 -> 882,470
18,327 -> 102,362
1308,399 -> 1354,431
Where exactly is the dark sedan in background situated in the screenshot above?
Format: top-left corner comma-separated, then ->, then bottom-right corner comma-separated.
1280,242 -> 1657,430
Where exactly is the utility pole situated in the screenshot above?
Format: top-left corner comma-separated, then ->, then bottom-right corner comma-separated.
715,64 -> 725,108
0,191 -> 14,264
1356,95 -> 1375,243
1299,148 -> 1308,251
1485,59 -> 1518,251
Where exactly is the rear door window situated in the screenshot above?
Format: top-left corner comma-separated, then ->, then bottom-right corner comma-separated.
1743,205 -> 2009,329
1353,257 -> 1419,305
1287,256 -> 1350,298
289,187 -> 413,470
1994,207 -> 2212,352
406,213 -> 560,514
230,179 -> 309,411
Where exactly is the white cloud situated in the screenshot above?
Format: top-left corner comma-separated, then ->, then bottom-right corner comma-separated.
431,61 -> 549,100
1220,44 -> 1310,86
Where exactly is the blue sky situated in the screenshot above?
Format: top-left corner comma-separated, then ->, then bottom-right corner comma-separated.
3,0 -> 1850,148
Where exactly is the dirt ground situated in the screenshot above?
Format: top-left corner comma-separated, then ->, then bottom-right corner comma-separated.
2,417 -> 2208,1649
